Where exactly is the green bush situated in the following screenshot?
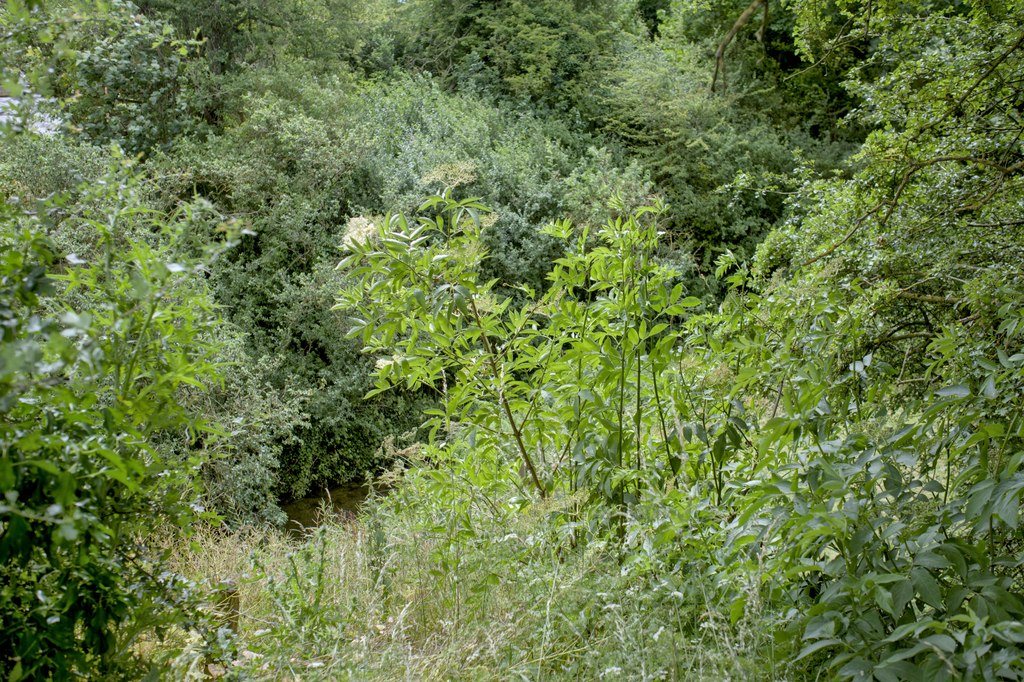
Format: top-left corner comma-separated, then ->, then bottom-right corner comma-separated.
61,1 -> 200,155
592,40 -> 798,277
183,328 -> 310,527
403,0 -> 632,112
0,152 -> 230,679
0,135 -> 106,201
148,71 -> 657,501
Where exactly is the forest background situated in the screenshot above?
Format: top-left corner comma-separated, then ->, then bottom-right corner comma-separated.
1,0 -> 1023,679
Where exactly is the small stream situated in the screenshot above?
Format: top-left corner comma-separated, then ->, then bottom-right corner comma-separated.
281,484 -> 371,535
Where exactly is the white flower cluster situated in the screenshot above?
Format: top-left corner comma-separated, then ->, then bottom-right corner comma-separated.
343,216 -> 377,249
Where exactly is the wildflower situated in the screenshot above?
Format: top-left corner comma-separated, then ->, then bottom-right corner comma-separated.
343,216 -> 377,249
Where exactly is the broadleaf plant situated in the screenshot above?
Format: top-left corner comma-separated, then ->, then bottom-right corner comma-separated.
337,192 -> 701,513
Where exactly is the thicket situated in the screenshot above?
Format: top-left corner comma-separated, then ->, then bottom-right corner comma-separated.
5,0 -> 849,508
0,145 -> 239,677
2,0 -> 1022,678
334,0 -> 1024,677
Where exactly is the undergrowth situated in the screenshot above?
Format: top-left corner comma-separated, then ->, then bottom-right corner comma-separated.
168,471 -> 801,681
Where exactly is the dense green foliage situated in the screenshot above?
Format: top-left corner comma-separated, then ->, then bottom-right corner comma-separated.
404,0 -> 626,111
2,0 -> 1023,677
66,2 -> 197,155
339,195 -> 699,505
0,154 -> 232,678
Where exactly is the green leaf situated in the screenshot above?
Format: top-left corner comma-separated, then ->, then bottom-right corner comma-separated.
935,384 -> 970,398
911,568 -> 944,610
794,638 -> 843,661
875,660 -> 924,682
892,578 -> 915,618
729,594 -> 747,625
17,459 -> 61,475
874,586 -> 895,616
914,551 -> 950,570
665,297 -> 701,314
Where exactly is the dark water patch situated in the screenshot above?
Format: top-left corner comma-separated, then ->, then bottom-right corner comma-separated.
281,484 -> 371,536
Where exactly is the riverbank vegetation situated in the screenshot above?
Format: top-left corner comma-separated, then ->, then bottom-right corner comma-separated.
2,0 -> 1023,679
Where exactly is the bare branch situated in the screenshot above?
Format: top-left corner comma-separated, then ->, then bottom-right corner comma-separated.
894,292 -> 960,305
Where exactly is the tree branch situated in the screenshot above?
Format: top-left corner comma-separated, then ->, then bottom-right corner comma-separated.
894,292 -> 959,305
468,298 -> 546,498
712,0 -> 768,93
802,154 -> 1024,267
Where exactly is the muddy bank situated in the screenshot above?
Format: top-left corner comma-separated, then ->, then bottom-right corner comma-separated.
280,484 -> 371,535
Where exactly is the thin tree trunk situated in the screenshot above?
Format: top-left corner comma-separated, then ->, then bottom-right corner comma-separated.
712,0 -> 768,93
469,298 -> 546,497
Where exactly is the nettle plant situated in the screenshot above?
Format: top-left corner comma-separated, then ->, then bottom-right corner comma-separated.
336,193 -> 701,510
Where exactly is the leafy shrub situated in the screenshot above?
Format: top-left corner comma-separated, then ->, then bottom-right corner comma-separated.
0,134 -> 106,201
592,39 -> 797,273
184,329 -> 310,528
152,84 -> 426,500
150,72 -> 656,500
137,0 -> 397,76
339,194 -> 703,512
403,0 -> 631,112
0,153 -> 230,679
696,268 -> 1024,679
336,11 -> 1024,661
0,130 -> 298,527
692,6 -> 1024,669
60,0 -> 201,155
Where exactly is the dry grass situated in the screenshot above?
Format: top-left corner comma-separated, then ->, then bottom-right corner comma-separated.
146,489 -> 798,681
